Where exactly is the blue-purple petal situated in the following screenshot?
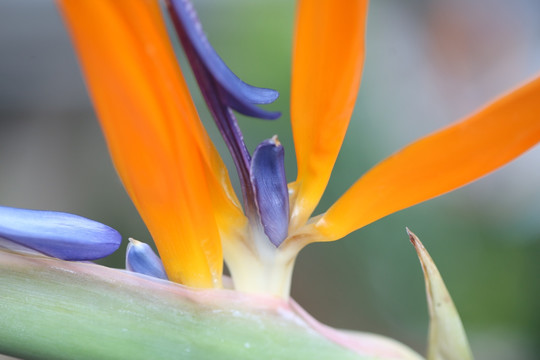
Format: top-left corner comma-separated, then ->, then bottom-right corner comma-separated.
250,137 -> 290,247
168,1 -> 257,214
0,205 -> 121,260
125,239 -> 168,280
224,91 -> 281,120
167,0 -> 280,118
166,0 -> 283,216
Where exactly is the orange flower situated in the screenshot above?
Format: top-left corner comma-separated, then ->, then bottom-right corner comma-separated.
59,0 -> 540,297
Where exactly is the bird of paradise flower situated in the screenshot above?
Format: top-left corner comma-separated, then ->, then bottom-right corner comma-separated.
0,0 -> 538,358
2,0 -> 539,297
67,0 -> 540,298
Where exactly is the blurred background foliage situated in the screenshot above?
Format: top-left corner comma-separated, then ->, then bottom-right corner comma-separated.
0,0 -> 539,358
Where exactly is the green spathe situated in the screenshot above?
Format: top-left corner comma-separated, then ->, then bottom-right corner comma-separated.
0,249 -> 421,360
407,229 -> 474,360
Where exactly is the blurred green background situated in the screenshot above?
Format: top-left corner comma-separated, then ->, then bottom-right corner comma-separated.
1,0 -> 539,358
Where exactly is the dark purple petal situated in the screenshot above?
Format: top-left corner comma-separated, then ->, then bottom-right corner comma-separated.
166,0 -> 280,119
126,239 -> 168,280
250,137 -> 290,247
168,1 -> 256,214
0,205 -> 121,260
224,91 -> 281,120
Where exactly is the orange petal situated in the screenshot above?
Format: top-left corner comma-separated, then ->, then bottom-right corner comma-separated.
58,0 -> 243,287
290,0 -> 368,229
316,76 -> 540,240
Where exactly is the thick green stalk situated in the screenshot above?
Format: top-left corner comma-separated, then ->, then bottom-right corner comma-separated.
0,250 -> 421,360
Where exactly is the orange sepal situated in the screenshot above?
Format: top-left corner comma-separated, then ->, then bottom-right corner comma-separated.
58,0 -> 242,287
316,76 -> 540,240
290,0 -> 368,229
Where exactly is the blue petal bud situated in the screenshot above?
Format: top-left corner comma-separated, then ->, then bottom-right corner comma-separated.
125,239 -> 168,280
0,205 -> 121,260
250,137 -> 290,247
167,0 -> 280,119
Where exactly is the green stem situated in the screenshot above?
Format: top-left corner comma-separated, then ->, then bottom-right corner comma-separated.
0,249 -> 422,360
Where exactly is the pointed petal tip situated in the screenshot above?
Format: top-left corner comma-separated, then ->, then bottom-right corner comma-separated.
0,205 -> 121,261
239,85 -> 279,105
406,227 -> 419,247
254,87 -> 280,104
407,230 -> 474,360
224,92 -> 282,120
126,238 -> 168,280
270,135 -> 282,147
128,238 -> 142,246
